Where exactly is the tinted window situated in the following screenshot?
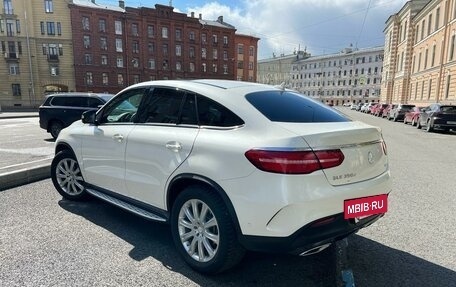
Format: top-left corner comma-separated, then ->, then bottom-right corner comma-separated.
51,96 -> 87,107
180,93 -> 198,125
87,97 -> 105,108
140,88 -> 184,124
245,91 -> 349,123
101,88 -> 145,123
441,106 -> 456,113
197,95 -> 244,127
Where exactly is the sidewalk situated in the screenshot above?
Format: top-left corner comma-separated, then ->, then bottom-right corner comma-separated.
0,112 -> 51,191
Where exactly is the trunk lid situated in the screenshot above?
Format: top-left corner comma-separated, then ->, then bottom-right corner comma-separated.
276,121 -> 389,186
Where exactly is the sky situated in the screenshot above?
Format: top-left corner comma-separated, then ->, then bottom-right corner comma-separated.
96,0 -> 409,59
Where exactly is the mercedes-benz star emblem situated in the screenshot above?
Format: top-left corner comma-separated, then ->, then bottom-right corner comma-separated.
368,151 -> 374,164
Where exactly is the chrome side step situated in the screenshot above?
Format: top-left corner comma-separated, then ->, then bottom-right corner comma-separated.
86,188 -> 167,222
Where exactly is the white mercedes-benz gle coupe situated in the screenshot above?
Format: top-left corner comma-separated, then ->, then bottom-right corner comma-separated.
51,79 -> 391,274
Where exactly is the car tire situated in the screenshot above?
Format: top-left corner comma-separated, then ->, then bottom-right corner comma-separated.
170,185 -> 245,274
51,150 -> 89,201
426,120 -> 434,132
50,121 -> 64,139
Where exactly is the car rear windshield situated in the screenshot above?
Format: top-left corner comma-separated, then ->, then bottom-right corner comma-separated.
245,91 -> 349,123
441,106 -> 456,113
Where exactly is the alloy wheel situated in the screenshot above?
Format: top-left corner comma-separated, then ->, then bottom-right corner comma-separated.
55,158 -> 85,196
178,199 -> 220,263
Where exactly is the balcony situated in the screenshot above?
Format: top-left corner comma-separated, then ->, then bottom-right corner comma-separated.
4,52 -> 19,61
47,54 -> 59,62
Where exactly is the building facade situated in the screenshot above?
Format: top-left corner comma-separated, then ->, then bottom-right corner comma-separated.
382,0 -> 456,106
234,34 -> 259,82
70,1 -> 237,94
257,51 -> 309,86
291,47 -> 384,105
0,0 -> 75,109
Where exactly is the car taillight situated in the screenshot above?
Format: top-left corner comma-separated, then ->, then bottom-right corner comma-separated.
381,141 -> 388,155
244,149 -> 344,174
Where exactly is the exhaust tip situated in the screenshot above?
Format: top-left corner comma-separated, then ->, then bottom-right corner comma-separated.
299,243 -> 332,256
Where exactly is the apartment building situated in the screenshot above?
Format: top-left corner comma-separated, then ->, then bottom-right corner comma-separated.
382,0 -> 456,106
257,51 -> 309,86
69,1 -> 237,94
0,0 -> 75,109
235,34 -> 260,82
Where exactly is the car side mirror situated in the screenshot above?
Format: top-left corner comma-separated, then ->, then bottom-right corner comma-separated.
82,110 -> 98,125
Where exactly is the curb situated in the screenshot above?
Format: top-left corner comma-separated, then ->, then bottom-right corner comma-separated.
0,115 -> 39,120
0,163 -> 51,191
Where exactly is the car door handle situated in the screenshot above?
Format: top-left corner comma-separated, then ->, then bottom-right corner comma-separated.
113,134 -> 124,143
166,141 -> 182,152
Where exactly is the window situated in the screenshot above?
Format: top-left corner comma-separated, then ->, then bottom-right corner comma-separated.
163,60 -> 168,70
202,48 -> 206,59
85,72 -> 93,85
100,37 -> 107,50
189,31 -> 195,41
84,53 -> 92,65
212,34 -> 218,44
189,46 -> 195,58
428,79 -> 432,99
421,20 -> 425,40
161,27 -> 168,38
428,14 -> 432,35
202,63 -> 206,72
163,44 -> 168,56
12,84 -> 21,96
6,20 -> 14,36
197,95 -> 244,127
435,8 -> 440,31
132,41 -> 139,53
223,64 -> 228,74
202,33 -> 207,44
147,25 -> 154,37
4,0 -> 13,14
44,0 -> 53,13
115,20 -> 122,35
82,17 -> 90,30
117,56 -> 123,67
57,22 -> 61,35
176,29 -> 182,40
223,36 -> 228,45
445,75 -> 451,99
133,75 -> 140,84
140,88 -> 185,124
189,62 -> 195,72
50,66 -> 59,76
249,46 -> 254,57
176,45 -> 182,56
213,49 -> 217,59
223,50 -> 228,60
101,55 -> 108,65
431,44 -> 436,67
83,35 -> 90,48
213,64 -> 217,73
131,23 -> 139,36
249,62 -> 254,70
132,58 -> 139,67
47,22 -> 55,35
238,44 -> 244,55
176,61 -> 182,71
16,20 -> 20,34
148,42 -> 154,54
99,19 -> 106,32
424,49 -> 428,69
102,88 -> 145,123
238,61 -> 244,69
9,63 -> 19,75
148,59 -> 155,69
102,73 -> 109,85
40,22 -> 45,35
450,34 -> 455,61
117,74 -> 124,85
115,38 -> 122,52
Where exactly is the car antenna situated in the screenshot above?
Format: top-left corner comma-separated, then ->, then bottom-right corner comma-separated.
274,82 -> 286,91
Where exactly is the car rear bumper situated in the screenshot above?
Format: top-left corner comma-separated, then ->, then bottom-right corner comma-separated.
239,213 -> 384,254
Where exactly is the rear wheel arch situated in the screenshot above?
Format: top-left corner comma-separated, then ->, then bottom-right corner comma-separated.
166,174 -> 242,236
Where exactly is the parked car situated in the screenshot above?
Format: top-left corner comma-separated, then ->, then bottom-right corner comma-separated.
373,103 -> 389,117
39,92 -> 114,138
356,102 -> 364,111
403,106 -> 422,126
417,103 -> 456,132
367,103 -> 377,114
388,104 -> 415,122
360,103 -> 369,113
382,104 -> 397,118
51,80 -> 391,274
350,104 -> 358,110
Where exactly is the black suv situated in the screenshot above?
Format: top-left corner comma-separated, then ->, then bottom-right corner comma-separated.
39,92 -> 114,138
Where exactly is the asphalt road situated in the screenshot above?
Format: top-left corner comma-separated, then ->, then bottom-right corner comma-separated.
0,117 -> 54,170
1,109 -> 455,286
